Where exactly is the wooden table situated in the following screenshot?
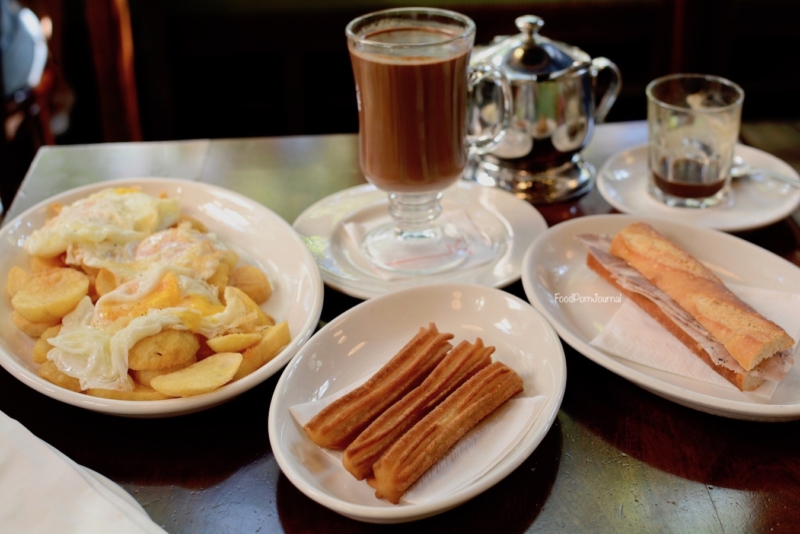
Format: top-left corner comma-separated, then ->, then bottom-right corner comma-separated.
3,121 -> 800,533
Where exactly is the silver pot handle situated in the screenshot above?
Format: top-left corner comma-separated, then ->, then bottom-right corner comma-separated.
591,57 -> 622,124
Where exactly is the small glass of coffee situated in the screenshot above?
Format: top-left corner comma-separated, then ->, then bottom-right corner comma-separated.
646,73 -> 744,208
346,8 -> 510,275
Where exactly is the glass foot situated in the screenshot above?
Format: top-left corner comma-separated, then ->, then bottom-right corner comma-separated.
362,220 -> 468,275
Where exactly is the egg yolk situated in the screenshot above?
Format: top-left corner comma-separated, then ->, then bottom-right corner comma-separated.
96,271 -> 226,330
113,187 -> 141,195
176,293 -> 226,331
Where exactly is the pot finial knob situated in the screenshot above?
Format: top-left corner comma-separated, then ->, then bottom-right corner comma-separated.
515,15 -> 544,42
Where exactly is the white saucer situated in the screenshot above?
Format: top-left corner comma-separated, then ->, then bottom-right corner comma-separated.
268,283 -> 565,523
521,214 -> 800,422
293,181 -> 547,300
597,144 -> 800,232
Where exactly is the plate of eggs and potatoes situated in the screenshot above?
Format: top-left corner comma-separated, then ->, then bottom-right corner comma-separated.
0,178 -> 323,417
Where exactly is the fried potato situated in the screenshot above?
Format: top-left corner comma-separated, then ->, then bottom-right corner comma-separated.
220,248 -> 239,268
95,268 -> 117,296
207,262 -> 229,299
33,325 -> 61,364
225,286 -> 274,329
7,266 -> 30,298
11,268 -> 89,322
11,311 -> 60,338
175,214 -> 207,233
195,334 -> 215,361
229,265 -> 271,304
37,360 -> 82,392
131,356 -> 196,388
30,255 -> 65,273
87,383 -> 171,401
86,279 -> 99,303
48,202 -> 63,218
232,321 -> 290,381
128,329 -> 199,371
150,352 -> 243,397
206,332 -> 261,353
80,265 -> 99,276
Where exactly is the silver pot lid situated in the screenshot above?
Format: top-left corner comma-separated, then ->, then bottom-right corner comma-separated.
472,15 -> 591,82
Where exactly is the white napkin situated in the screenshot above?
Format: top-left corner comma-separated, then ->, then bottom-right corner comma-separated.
0,410 -> 166,534
591,284 -> 800,399
289,372 -> 546,505
342,210 -> 495,280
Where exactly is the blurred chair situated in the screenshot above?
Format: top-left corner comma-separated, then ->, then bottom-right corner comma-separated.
1,0 -> 51,210
1,0 -> 141,211
83,0 -> 141,142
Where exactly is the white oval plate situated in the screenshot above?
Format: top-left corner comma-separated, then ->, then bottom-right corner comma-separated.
268,283 -> 565,523
522,214 -> 800,421
292,181 -> 548,300
0,178 -> 324,417
597,144 -> 800,232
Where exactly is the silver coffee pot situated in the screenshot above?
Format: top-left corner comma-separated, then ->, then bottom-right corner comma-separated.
465,15 -> 622,203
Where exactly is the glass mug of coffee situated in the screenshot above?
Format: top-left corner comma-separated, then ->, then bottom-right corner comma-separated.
646,73 -> 744,208
346,8 -> 511,275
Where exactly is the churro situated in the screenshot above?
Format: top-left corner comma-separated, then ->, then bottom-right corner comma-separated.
368,361 -> 523,504
303,323 -> 453,450
342,338 -> 494,480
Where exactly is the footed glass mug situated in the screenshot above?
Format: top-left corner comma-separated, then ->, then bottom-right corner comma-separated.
346,8 -> 511,275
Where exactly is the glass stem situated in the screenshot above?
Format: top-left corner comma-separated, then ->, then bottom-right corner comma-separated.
388,191 -> 443,235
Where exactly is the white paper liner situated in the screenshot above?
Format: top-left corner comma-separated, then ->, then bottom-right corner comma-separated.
290,372 -> 546,505
590,284 -> 800,399
342,210 -> 495,281
0,410 -> 165,533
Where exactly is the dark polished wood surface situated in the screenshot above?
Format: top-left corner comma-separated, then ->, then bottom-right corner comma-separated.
2,122 -> 800,533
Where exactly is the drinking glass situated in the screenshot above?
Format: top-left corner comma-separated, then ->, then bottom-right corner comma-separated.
646,73 -> 744,208
346,8 -> 511,275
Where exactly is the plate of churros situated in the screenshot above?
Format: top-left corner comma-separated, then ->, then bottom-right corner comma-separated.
268,283 -> 566,523
0,178 -> 324,417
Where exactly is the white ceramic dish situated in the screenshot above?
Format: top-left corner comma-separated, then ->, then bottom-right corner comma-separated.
292,181 -> 548,300
268,283 -> 565,523
522,214 -> 800,421
597,144 -> 800,232
0,178 -> 324,417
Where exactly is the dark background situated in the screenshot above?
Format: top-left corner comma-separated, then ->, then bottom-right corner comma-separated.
65,0 -> 800,143
4,0 -> 800,202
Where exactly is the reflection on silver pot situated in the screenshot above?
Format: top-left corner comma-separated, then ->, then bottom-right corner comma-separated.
465,15 -> 621,204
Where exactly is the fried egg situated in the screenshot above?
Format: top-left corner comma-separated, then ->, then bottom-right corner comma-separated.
47,268 -> 271,391
27,187 -> 267,392
67,222 -> 228,283
25,187 -> 180,258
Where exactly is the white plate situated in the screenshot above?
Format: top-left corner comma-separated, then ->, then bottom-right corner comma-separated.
0,178 -> 324,417
292,181 -> 547,300
522,214 -> 800,421
597,144 -> 800,232
268,283 -> 565,523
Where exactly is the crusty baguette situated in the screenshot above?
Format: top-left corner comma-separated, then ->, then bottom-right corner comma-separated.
587,253 -> 764,391
610,223 -> 793,372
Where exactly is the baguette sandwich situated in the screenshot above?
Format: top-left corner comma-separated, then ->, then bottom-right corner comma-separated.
578,222 -> 794,391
